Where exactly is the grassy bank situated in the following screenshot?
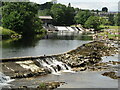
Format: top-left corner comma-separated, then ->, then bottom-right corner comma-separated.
100,25 -> 119,29
0,27 -> 20,39
97,25 -> 119,40
0,26 -> 47,39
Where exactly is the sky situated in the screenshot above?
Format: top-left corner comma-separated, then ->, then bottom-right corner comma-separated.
29,0 -> 120,12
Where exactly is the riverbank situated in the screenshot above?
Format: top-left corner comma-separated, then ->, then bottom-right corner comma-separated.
92,25 -> 119,41
0,26 -> 47,40
0,27 -> 21,39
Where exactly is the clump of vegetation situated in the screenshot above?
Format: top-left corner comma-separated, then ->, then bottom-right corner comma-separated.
74,10 -> 92,26
39,82 -> 46,89
84,16 -> 101,30
0,27 -> 20,39
1,2 -> 43,37
1,1 -> 119,39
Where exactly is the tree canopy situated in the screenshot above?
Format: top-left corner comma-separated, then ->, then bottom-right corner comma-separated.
2,2 -> 42,36
114,13 -> 120,26
74,10 -> 91,25
85,16 -> 101,30
51,3 -> 75,26
102,7 -> 108,12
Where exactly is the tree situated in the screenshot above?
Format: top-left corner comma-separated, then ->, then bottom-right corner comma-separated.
114,13 -> 120,26
51,4 -> 67,25
64,3 -> 75,25
84,16 -> 101,30
38,9 -> 51,16
108,14 -> 115,26
51,3 -> 75,26
102,7 -> 108,12
100,17 -> 109,25
39,2 -> 53,10
2,2 -> 42,36
74,10 -> 91,25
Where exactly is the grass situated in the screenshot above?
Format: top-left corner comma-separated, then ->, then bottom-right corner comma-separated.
100,25 -> 120,29
0,27 -> 16,35
0,27 -> 20,39
39,82 -> 46,88
97,26 -> 120,40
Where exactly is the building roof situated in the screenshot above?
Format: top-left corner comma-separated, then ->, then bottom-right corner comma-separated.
39,16 -> 53,19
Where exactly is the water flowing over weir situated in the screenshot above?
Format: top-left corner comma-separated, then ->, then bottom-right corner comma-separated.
0,72 -> 14,85
1,41 -> 117,79
36,57 -> 72,75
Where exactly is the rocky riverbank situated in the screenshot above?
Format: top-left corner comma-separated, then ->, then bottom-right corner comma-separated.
56,41 -> 118,67
16,81 -> 65,90
0,41 -> 118,79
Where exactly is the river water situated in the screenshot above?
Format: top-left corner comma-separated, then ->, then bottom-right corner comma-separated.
7,71 -> 117,88
0,32 -> 119,88
1,32 -> 92,58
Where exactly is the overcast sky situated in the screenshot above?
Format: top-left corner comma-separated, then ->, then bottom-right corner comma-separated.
29,0 -> 119,11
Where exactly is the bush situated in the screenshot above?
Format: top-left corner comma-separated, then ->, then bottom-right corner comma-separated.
39,83 -> 46,89
0,27 -> 20,39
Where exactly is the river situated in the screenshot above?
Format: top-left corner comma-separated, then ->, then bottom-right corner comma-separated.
1,32 -> 92,58
0,31 -> 118,89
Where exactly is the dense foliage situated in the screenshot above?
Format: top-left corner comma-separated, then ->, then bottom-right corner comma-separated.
2,2 -> 43,36
1,1 -> 119,35
38,2 -> 53,16
51,3 -> 75,26
37,2 -> 119,30
114,13 -> 120,26
74,10 -> 92,25
85,16 -> 101,30
107,14 -> 115,26
0,26 -> 19,39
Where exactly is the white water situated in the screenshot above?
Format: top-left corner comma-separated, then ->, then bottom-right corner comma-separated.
36,57 -> 74,75
0,72 -> 14,86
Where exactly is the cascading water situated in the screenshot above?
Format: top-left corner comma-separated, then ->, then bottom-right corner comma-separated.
0,72 -> 14,86
36,57 -> 72,75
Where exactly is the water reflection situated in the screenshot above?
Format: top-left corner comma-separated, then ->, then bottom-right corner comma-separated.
43,32 -> 92,40
1,32 -> 93,58
2,34 -> 45,48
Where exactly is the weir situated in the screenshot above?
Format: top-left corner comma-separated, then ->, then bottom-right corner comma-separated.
0,41 -> 118,79
0,72 -> 14,84
36,57 -> 71,74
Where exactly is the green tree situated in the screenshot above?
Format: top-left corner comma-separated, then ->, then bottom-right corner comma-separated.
51,3 -> 75,26
51,4 -> 67,25
114,13 -> 120,26
74,10 -> 91,25
108,14 -> 115,26
100,17 -> 109,25
39,2 -> 53,10
102,7 -> 108,12
64,3 -> 75,25
38,9 -> 51,16
85,16 -> 101,30
2,2 -> 42,36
